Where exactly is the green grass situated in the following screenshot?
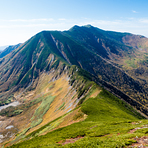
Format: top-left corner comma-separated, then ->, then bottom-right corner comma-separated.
5,64 -> 148,148
81,89 -> 143,122
125,59 -> 137,68
31,95 -> 55,128
10,95 -> 55,144
9,88 -> 146,148
58,102 -> 65,110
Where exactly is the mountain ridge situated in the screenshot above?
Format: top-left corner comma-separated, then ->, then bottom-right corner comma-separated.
1,25 -> 148,115
1,25 -> 148,147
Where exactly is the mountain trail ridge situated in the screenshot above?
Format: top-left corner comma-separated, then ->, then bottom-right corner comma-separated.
1,25 -> 148,147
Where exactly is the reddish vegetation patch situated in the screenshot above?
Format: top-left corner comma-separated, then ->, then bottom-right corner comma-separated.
128,136 -> 148,148
58,136 -> 84,145
129,129 -> 137,134
129,125 -> 148,134
128,125 -> 148,147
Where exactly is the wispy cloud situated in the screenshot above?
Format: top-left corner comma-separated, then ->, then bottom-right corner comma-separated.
0,18 -> 54,22
1,17 -> 148,46
132,10 -> 138,13
139,18 -> 148,23
92,20 -> 122,25
58,18 -> 66,21
0,24 -> 49,29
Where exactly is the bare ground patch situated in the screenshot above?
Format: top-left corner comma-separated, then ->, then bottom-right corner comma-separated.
128,136 -> 148,148
57,136 -> 84,145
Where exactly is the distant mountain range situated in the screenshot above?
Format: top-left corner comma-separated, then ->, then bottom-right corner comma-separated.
0,45 -> 8,51
0,43 -> 21,58
1,25 -> 148,147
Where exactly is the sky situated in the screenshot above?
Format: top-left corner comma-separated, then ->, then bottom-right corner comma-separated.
0,0 -> 148,46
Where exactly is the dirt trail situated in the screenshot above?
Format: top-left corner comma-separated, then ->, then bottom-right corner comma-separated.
128,136 -> 148,148
58,136 -> 84,145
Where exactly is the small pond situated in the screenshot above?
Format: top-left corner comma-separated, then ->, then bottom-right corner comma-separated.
0,101 -> 20,111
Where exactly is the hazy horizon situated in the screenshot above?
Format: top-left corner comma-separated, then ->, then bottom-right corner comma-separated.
0,0 -> 148,46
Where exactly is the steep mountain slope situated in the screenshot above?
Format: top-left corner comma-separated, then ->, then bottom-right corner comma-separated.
1,64 -> 145,147
65,25 -> 133,59
1,29 -> 148,116
64,25 -> 148,113
1,25 -> 148,147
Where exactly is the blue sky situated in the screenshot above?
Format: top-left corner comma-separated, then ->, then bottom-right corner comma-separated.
0,0 -> 148,46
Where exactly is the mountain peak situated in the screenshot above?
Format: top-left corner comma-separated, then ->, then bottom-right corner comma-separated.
83,24 -> 94,28
69,25 -> 80,31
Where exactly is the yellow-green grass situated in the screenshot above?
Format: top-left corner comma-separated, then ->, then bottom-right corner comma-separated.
8,88 -> 145,148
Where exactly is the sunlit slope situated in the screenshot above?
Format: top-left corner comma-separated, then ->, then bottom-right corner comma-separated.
1,25 -> 148,147
9,88 -> 145,148
0,65 -> 102,146
1,25 -> 148,118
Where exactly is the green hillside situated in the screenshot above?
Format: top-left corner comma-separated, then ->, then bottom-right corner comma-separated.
1,25 -> 148,147
9,87 -> 146,148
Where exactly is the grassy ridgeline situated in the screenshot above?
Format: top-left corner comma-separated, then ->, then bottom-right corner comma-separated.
81,89 -> 143,122
9,88 -> 146,148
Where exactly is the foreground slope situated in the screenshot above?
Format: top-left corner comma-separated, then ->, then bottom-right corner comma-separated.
9,88 -> 146,148
5,68 -> 148,148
